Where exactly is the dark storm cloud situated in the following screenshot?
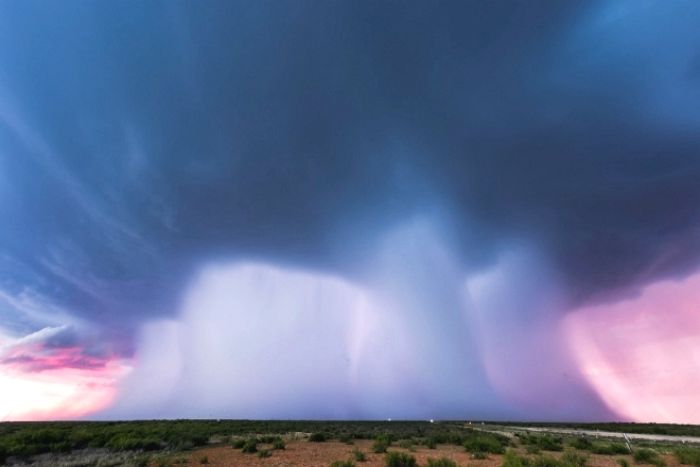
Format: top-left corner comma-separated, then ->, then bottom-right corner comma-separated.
1,0 -> 700,341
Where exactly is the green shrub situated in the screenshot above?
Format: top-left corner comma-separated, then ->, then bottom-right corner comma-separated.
427,458 -> 458,467
231,438 -> 245,449
592,443 -> 629,455
257,449 -> 271,458
570,438 -> 594,450
373,440 -> 389,453
241,439 -> 258,453
507,451 -> 588,467
373,435 -> 391,453
502,450 -> 530,467
634,449 -> 655,463
676,447 -> 700,467
399,439 -> 414,449
385,451 -> 418,467
634,449 -> 664,466
331,461 -> 356,467
425,437 -> 437,449
353,448 -> 367,462
520,434 -> 563,452
526,445 -> 541,454
531,455 -> 562,467
536,436 -> 563,452
562,449 -> 588,467
190,433 -> 210,447
310,433 -> 328,442
618,458 -> 630,467
464,434 -> 506,454
273,438 -> 286,450
106,434 -> 161,452
472,451 -> 488,459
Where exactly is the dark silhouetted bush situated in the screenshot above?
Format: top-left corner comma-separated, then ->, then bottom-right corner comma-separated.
231,438 -> 246,449
570,438 -> 594,450
273,438 -> 285,450
593,443 -> 629,455
520,434 -> 563,452
385,451 -> 417,467
398,439 -> 414,449
427,458 -> 457,467
634,449 -> 665,467
353,448 -> 367,462
241,439 -> 258,453
372,435 -> 391,454
310,433 -> 328,442
464,433 -> 506,454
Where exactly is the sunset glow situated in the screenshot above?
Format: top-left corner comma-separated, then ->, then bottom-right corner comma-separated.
0,357 -> 129,421
564,273 -> 700,423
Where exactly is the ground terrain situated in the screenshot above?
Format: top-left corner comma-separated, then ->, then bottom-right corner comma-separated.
1,421 -> 699,466
157,439 -> 680,467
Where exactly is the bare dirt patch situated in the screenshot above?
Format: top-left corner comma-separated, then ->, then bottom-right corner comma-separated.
160,440 -> 496,466
162,441 -> 682,467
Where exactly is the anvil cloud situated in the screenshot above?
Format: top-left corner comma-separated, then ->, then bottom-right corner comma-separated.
1,0 -> 700,421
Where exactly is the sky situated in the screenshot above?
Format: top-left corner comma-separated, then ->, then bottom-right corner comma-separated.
1,0 -> 700,422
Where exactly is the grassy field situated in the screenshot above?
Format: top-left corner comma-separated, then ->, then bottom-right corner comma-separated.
0,420 -> 699,466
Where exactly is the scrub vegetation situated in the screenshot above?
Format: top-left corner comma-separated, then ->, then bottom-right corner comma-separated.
517,433 -> 564,452
676,446 -> 700,467
502,449 -> 590,467
385,451 -> 418,467
633,448 -> 665,466
353,447 -> 367,461
0,420 -> 696,466
463,432 -> 509,454
0,420 -> 504,463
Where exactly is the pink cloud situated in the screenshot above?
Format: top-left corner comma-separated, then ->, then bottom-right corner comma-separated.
0,332 -> 131,421
1,346 -> 112,373
563,272 -> 700,423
